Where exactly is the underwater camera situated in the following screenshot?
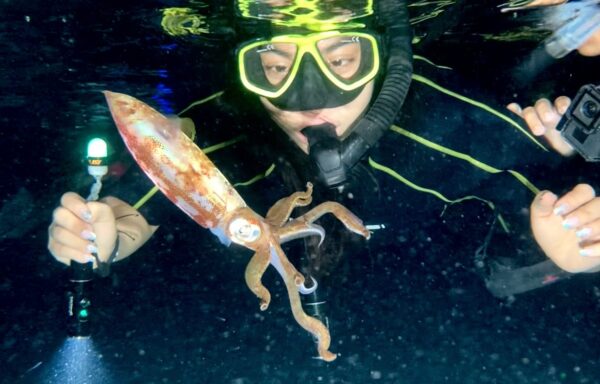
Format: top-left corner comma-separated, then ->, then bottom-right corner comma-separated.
559,84 -> 600,161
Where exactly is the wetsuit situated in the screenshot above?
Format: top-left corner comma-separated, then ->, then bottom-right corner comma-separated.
104,59 -> 592,298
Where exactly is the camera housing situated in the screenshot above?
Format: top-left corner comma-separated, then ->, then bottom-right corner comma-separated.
559,84 -> 600,161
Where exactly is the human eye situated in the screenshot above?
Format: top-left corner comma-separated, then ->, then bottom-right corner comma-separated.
327,53 -> 360,79
260,55 -> 291,85
264,63 -> 289,73
329,57 -> 355,68
320,38 -> 362,79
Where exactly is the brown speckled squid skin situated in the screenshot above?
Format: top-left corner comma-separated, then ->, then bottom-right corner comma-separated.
104,91 -> 370,362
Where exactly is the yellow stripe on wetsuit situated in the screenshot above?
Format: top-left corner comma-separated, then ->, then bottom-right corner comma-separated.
389,125 -> 540,195
411,74 -> 547,152
367,156 -> 510,232
367,73 -> 546,232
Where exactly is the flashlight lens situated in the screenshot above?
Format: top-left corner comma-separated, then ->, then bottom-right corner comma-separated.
87,138 -> 108,158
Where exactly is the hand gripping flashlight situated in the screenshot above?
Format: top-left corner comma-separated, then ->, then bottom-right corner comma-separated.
66,137 -> 109,338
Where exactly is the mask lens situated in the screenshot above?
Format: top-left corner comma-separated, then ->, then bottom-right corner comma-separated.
259,43 -> 297,86
239,32 -> 378,97
242,42 -> 298,94
316,34 -> 375,85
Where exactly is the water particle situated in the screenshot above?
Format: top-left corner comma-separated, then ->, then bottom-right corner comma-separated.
370,371 -> 382,379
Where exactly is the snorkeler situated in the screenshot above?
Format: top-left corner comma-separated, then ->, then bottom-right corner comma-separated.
49,0 -> 600,309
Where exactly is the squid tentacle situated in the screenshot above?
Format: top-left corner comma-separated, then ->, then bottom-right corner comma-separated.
244,246 -> 272,311
278,222 -> 325,246
298,276 -> 318,295
296,201 -> 371,239
265,182 -> 314,227
104,92 -> 372,362
269,242 -> 336,362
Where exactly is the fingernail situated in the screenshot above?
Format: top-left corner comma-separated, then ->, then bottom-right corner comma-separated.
576,228 -> 592,239
579,249 -> 595,257
83,253 -> 96,263
553,205 -> 567,216
81,230 -> 96,241
81,210 -> 92,222
562,217 -> 578,229
539,191 -> 557,204
86,243 -> 98,254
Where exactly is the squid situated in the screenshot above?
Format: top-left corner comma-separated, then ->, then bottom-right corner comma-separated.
104,91 -> 370,361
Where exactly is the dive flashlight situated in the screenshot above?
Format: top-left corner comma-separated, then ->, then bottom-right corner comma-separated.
67,261 -> 94,338
84,137 -> 114,277
86,138 -> 109,201
65,137 -> 110,338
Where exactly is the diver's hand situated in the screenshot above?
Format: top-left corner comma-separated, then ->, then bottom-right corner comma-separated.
531,184 -> 600,273
507,97 -> 575,157
48,193 -> 157,268
48,192 -> 118,267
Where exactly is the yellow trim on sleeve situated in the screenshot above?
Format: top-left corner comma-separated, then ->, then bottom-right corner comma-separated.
177,91 -> 224,116
233,163 -> 276,187
390,125 -> 540,195
411,74 -> 547,152
368,157 -> 510,233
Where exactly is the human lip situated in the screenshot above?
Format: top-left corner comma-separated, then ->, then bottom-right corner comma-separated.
304,117 -> 328,126
297,111 -> 329,125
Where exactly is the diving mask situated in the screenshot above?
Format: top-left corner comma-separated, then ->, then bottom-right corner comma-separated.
238,30 -> 380,109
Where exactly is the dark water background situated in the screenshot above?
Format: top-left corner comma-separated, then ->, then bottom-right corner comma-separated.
1,1 -> 599,383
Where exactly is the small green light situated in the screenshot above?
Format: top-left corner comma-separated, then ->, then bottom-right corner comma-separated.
79,309 -> 89,319
87,138 -> 108,158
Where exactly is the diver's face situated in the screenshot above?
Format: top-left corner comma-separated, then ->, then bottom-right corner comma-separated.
260,80 -> 374,154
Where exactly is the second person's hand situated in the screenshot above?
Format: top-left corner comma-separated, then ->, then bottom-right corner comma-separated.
507,96 -> 575,157
530,184 -> 600,273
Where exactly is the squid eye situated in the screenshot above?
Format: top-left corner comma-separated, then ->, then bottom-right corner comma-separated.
229,218 -> 261,243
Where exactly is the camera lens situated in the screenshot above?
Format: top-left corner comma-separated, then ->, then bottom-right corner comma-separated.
582,100 -> 599,119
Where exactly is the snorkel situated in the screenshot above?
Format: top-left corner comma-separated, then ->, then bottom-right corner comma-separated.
543,0 -> 600,58
514,0 -> 600,82
308,0 -> 413,187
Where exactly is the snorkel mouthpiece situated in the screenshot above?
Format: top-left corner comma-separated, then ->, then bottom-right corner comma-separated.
303,123 -> 348,187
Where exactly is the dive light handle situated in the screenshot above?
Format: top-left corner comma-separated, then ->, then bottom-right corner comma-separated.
67,260 -> 94,338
